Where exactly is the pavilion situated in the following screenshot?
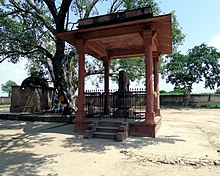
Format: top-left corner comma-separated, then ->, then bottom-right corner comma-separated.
56,7 -> 172,137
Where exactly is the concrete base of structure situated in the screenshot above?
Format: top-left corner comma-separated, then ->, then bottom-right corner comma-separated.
74,116 -> 162,138
129,116 -> 162,138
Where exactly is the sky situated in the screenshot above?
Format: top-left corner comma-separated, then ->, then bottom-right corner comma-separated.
1,0 -> 220,96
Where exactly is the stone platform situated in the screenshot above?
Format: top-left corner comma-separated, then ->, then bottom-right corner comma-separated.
0,110 -> 73,123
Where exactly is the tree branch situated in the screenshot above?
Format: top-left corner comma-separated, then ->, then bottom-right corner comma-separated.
85,69 -> 104,77
0,49 -> 40,63
84,0 -> 99,18
42,0 -> 57,22
26,0 -> 56,34
3,34 -> 53,60
109,0 -> 123,14
1,10 -> 22,17
57,0 -> 72,32
0,57 -> 8,63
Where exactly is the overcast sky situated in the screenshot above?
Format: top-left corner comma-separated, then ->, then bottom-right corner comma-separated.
1,0 -> 220,96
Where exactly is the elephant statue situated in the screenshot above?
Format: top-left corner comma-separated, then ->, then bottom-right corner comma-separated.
118,70 -> 130,92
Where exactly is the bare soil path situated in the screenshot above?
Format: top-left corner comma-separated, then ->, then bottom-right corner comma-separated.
0,108 -> 220,176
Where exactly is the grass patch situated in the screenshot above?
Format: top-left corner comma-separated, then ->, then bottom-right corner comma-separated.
194,104 -> 220,109
0,105 -> 10,109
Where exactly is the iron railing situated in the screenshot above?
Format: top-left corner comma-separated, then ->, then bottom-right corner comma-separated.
84,88 -> 147,121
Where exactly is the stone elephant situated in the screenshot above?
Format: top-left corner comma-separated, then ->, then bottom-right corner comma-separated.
118,70 -> 130,92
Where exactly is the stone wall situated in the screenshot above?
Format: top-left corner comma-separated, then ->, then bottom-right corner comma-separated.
85,93 -> 220,107
0,97 -> 11,105
5,89 -> 220,113
160,94 -> 220,105
10,86 -> 54,113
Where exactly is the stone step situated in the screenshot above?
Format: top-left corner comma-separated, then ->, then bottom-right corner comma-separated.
98,121 -> 123,127
93,131 -> 116,139
96,126 -> 118,133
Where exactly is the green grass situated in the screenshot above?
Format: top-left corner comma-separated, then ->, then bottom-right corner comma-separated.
0,105 -> 10,109
194,104 -> 220,109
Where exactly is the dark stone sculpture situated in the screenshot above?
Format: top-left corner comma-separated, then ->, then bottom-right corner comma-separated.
118,70 -> 130,92
113,70 -> 134,118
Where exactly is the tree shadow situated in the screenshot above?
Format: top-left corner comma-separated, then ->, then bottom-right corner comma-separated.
0,120 -> 26,130
0,121 -> 61,176
0,119 -> 187,175
18,121 -> 186,154
61,134 -> 186,154
0,151 -> 58,176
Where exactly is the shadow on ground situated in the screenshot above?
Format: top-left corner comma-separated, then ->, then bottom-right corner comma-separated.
60,134 -> 186,153
0,119 -> 186,175
0,150 -> 58,176
0,120 -> 65,175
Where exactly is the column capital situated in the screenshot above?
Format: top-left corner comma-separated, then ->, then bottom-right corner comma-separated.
153,52 -> 161,59
75,39 -> 85,45
102,57 -> 111,67
75,39 -> 86,52
142,29 -> 153,45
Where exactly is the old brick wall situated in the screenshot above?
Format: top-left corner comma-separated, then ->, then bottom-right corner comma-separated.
10,86 -> 54,113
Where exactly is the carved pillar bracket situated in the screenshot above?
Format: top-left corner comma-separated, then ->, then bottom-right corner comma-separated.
75,39 -> 86,122
142,30 -> 155,124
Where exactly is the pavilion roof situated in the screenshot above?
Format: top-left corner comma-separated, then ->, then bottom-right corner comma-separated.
57,7 -> 172,59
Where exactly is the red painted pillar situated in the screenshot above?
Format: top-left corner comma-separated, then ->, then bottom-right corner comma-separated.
75,40 -> 85,122
103,57 -> 110,115
153,54 -> 161,116
143,30 -> 155,124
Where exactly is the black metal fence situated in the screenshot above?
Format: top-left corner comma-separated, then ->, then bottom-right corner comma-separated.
84,88 -> 147,121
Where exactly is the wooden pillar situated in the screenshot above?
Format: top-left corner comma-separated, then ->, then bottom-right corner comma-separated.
143,30 -> 155,124
103,57 -> 110,115
153,53 -> 161,116
75,40 -> 85,122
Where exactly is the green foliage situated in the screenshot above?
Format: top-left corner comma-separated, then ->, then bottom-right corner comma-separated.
107,1 -> 185,84
215,88 -> 220,94
159,90 -> 167,95
169,88 -> 187,94
164,43 -> 220,93
170,11 -> 185,52
0,105 -> 10,109
159,88 -> 187,95
194,103 -> 220,109
0,1 -> 54,59
123,0 -> 161,15
110,57 -> 145,83
0,0 -> 55,81
0,0 -> 75,93
0,0 -> 185,93
1,80 -> 17,97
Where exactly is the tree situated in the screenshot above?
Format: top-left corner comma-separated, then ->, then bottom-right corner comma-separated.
0,0 -> 99,96
163,43 -> 220,93
1,80 -> 18,97
0,0 -> 185,96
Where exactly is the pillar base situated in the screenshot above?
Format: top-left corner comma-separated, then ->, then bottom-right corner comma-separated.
73,120 -> 92,133
156,109 -> 161,116
129,116 -> 162,137
73,110 -> 87,133
145,111 -> 155,124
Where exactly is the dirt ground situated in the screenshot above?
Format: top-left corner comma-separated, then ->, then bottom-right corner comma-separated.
0,108 -> 220,176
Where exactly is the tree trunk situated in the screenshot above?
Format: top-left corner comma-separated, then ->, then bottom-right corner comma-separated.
63,51 -> 78,99
52,39 -> 65,89
52,38 -> 77,101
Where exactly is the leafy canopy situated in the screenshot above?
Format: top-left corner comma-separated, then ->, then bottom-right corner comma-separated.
0,0 -> 185,92
1,80 -> 18,96
164,43 -> 220,93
